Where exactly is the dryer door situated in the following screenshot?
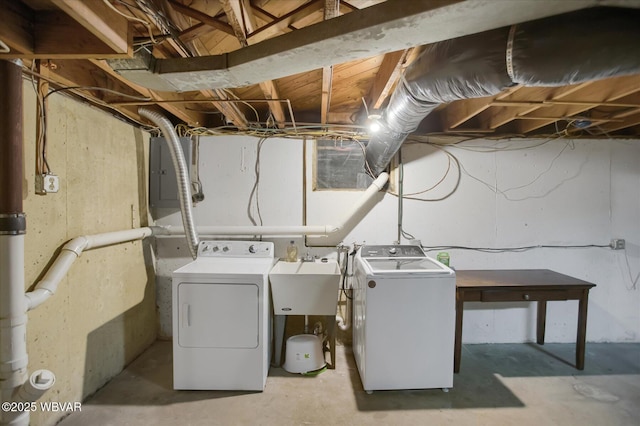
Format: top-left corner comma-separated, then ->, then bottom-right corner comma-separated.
177,282 -> 259,349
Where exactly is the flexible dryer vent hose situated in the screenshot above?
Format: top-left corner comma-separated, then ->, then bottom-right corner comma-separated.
139,108 -> 199,259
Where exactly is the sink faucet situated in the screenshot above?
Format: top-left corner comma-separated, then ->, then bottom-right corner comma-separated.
302,252 -> 315,262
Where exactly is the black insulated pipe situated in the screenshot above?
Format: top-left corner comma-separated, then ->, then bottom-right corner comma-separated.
365,7 -> 640,176
0,59 -> 25,235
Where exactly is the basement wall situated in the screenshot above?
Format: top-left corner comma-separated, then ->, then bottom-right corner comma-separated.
20,81 -> 156,426
156,135 -> 639,344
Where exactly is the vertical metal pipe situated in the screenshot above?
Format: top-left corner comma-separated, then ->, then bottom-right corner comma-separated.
0,59 -> 30,426
0,59 -> 23,215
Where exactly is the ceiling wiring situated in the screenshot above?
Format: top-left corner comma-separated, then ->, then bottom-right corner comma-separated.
103,0 -> 160,44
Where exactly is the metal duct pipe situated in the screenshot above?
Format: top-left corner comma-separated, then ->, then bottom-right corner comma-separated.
365,7 -> 640,176
0,59 -> 31,426
138,108 -> 199,259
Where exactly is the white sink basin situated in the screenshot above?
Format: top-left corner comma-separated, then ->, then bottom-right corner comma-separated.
269,260 -> 341,315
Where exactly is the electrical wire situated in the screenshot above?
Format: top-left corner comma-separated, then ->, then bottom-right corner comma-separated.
29,62 -> 49,175
104,0 -> 160,44
388,145 -> 462,202
42,86 -> 152,102
422,244 -> 611,253
247,138 -> 267,228
222,88 -> 261,123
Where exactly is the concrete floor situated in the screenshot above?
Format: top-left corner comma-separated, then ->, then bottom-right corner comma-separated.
58,341 -> 640,426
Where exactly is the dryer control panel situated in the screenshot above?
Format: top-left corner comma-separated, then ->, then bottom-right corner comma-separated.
197,240 -> 274,258
360,245 -> 426,258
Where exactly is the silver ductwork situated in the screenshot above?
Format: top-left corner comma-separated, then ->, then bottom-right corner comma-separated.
365,7 -> 640,176
138,108 -> 199,259
106,1 -> 635,92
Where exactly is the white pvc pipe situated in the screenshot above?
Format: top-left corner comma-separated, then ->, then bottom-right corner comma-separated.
0,235 -> 29,426
153,225 -> 336,236
25,228 -> 152,311
17,369 -> 55,403
306,172 -> 389,246
151,172 -> 389,242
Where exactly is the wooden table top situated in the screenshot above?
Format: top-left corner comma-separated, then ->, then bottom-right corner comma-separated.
455,269 -> 596,289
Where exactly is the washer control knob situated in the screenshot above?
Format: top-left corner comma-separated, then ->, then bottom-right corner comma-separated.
388,247 -> 397,255
222,246 -> 229,252
248,245 -> 257,254
212,246 -> 219,252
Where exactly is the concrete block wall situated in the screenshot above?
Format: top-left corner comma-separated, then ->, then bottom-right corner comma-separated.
21,81 -> 156,426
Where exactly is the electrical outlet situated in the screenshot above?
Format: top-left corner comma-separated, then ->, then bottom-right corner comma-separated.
36,174 -> 60,194
610,239 -> 625,250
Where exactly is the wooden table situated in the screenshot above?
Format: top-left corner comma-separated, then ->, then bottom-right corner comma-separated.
454,269 -> 596,373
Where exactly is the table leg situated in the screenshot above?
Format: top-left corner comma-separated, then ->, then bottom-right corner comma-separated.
537,300 -> 547,345
576,289 -> 590,370
454,290 -> 464,373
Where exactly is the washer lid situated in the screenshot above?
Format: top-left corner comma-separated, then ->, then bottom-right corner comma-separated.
364,257 -> 450,274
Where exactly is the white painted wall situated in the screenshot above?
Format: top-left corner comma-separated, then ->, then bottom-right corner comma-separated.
154,136 -> 639,343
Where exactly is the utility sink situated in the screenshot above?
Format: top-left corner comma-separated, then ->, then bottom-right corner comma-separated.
269,260 -> 341,315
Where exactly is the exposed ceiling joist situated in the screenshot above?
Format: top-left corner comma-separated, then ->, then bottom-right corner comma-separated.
247,0 -> 323,44
49,0 -> 131,55
320,0 -> 340,124
516,75 -> 640,133
110,0 -> 623,93
221,0 -> 286,127
90,59 -> 207,126
167,0 -> 235,36
0,0 -> 132,59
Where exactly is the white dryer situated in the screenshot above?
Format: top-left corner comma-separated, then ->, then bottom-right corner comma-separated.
353,245 -> 455,393
172,240 -> 275,391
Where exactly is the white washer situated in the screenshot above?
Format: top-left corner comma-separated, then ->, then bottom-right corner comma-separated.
353,245 -> 455,392
172,240 -> 275,391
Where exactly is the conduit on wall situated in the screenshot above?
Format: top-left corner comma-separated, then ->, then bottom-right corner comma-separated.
365,7 -> 640,176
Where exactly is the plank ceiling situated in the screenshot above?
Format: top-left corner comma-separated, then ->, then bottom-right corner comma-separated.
2,0 -> 640,139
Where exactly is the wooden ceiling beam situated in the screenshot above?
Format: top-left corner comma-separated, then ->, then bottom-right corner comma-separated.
152,31 -> 249,128
167,0 -> 235,36
474,83 -> 589,131
320,0 -> 340,125
178,23 -> 209,44
34,59 -> 148,123
221,0 -> 286,127
0,0 -> 34,55
440,85 -> 523,130
0,1 -> 132,59
594,111 -> 640,133
247,0 -> 323,44
367,49 -> 412,111
516,75 -> 640,134
89,59 -> 207,126
50,0 -> 131,55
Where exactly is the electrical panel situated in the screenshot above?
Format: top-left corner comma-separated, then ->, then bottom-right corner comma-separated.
149,137 -> 192,209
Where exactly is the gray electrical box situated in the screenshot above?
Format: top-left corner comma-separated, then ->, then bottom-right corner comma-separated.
149,137 -> 192,208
